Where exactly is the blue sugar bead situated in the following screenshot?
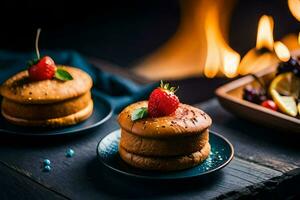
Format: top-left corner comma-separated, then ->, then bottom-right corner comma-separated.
43,165 -> 51,172
65,148 -> 75,158
43,159 -> 51,166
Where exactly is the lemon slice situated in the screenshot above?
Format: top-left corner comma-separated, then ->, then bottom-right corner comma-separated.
269,72 -> 299,117
269,72 -> 300,99
270,89 -> 297,116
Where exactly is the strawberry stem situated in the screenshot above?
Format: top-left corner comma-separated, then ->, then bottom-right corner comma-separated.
159,80 -> 179,93
35,28 -> 41,60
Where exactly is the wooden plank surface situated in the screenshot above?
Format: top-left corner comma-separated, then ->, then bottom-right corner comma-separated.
0,162 -> 67,200
216,168 -> 300,199
0,112 -> 286,200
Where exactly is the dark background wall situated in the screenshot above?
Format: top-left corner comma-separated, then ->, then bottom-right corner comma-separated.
0,0 -> 299,67
230,0 -> 300,54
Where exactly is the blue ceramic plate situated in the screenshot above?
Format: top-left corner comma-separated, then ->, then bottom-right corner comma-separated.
0,94 -> 112,136
97,129 -> 234,180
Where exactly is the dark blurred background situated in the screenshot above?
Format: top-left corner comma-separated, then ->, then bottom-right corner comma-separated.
0,0 -> 299,68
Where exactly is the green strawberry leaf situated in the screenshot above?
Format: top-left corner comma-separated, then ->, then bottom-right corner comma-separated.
55,68 -> 73,81
169,86 -> 179,93
160,80 -> 164,88
159,80 -> 179,93
164,83 -> 169,90
170,87 -> 176,92
131,107 -> 148,121
26,58 -> 39,68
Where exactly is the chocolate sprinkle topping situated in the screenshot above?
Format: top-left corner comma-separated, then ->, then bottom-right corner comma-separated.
200,112 -> 207,119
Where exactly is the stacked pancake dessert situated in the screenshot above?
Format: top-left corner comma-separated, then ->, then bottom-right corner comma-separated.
1,66 -> 93,127
118,82 -> 211,171
0,29 -> 93,127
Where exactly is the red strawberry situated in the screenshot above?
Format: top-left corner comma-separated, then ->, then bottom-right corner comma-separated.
28,56 -> 56,81
148,81 -> 180,117
27,29 -> 73,82
261,100 -> 278,111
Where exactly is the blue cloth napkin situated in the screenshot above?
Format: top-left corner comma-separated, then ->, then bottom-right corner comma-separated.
0,50 -> 156,112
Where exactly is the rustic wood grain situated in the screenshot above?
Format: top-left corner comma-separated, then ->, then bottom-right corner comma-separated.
0,162 -> 67,200
87,157 -> 281,200
216,168 -> 300,200
0,113 -> 286,200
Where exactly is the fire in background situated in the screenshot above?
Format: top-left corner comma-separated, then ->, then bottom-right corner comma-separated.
134,0 -> 300,80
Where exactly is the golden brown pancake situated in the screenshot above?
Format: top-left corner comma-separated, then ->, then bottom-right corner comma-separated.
118,101 -> 212,138
117,101 -> 212,171
120,128 -> 209,156
2,92 -> 91,120
0,66 -> 92,104
119,142 -> 211,171
0,66 -> 94,127
2,100 -> 93,127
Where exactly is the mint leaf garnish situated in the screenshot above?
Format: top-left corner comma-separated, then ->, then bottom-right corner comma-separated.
55,68 -> 73,81
131,107 -> 148,121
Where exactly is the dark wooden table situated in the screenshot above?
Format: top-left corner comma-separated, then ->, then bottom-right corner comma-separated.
0,61 -> 299,200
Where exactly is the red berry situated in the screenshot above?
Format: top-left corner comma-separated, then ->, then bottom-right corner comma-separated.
28,56 -> 56,81
261,100 -> 278,111
38,56 -> 55,67
148,82 -> 180,117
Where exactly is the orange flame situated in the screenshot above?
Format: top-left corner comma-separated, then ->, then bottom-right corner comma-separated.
238,15 -> 277,75
203,3 -> 222,78
222,50 -> 241,78
274,41 -> 291,62
281,33 -> 300,51
256,15 -> 274,51
134,0 -> 240,80
204,1 -> 240,78
288,0 -> 300,21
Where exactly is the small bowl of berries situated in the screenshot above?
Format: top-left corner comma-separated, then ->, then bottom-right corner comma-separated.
216,52 -> 300,133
